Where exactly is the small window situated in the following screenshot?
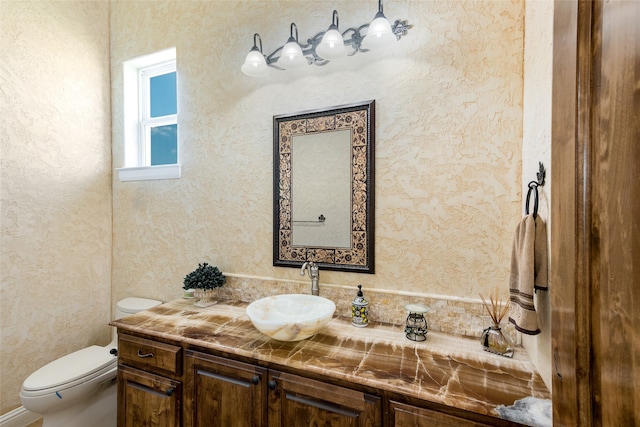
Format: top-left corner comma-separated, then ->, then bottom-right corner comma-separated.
141,64 -> 177,165
118,48 -> 180,181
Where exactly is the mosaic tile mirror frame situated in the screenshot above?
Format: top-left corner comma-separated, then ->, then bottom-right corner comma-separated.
273,100 -> 375,273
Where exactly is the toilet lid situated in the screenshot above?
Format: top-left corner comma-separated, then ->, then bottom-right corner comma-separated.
117,297 -> 162,314
22,345 -> 116,391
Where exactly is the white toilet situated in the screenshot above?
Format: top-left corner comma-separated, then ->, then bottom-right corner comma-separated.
20,297 -> 162,427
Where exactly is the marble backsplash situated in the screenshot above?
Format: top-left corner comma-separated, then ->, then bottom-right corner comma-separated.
217,274 -> 519,344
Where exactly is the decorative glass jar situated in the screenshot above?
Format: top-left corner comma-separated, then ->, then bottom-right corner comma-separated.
480,324 -> 514,357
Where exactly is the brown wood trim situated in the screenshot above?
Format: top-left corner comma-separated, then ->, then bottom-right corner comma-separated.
575,2 -> 596,426
588,1 -> 604,422
552,0 -> 640,424
589,0 -> 640,424
551,0 -> 588,425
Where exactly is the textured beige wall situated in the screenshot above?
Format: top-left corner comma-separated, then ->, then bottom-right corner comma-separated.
111,0 -> 524,305
522,0 -> 553,390
0,1 -> 112,414
0,0 -> 541,417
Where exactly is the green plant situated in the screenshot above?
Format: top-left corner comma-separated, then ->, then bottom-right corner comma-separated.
183,263 -> 226,290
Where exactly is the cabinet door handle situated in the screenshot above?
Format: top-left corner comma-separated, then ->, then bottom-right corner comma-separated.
268,379 -> 277,390
166,387 -> 174,397
252,375 -> 260,385
137,350 -> 154,358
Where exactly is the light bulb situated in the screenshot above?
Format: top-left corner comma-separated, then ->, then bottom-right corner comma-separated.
316,28 -> 346,60
277,23 -> 307,69
362,12 -> 395,49
277,39 -> 306,69
241,34 -> 270,77
316,11 -> 346,61
241,49 -> 270,77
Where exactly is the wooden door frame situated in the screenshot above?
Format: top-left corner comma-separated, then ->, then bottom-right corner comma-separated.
552,0 -> 640,424
551,0 -> 594,425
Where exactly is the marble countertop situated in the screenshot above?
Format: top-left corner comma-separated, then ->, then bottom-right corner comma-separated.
111,298 -> 551,421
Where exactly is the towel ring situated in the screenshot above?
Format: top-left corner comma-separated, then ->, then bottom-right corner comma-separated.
525,162 -> 546,219
525,183 -> 539,219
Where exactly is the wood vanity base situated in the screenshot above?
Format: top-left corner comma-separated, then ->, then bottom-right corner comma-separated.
112,299 -> 550,426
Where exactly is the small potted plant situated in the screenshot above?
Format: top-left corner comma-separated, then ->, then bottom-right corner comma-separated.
183,262 -> 226,307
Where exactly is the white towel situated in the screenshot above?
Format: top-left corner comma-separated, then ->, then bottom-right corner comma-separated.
508,214 -> 548,335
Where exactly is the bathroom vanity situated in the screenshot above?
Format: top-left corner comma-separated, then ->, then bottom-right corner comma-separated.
111,299 -> 550,426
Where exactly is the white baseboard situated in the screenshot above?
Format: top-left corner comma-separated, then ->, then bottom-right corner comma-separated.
0,407 -> 41,427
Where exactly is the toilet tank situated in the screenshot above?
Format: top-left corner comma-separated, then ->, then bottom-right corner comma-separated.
115,297 -> 163,320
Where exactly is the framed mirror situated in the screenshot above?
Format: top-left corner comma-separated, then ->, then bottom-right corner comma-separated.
273,100 -> 375,273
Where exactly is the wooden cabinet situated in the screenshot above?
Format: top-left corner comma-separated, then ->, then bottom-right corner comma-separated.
118,365 -> 181,427
117,333 -> 514,427
118,334 -> 182,377
268,369 -> 381,427
184,350 -> 267,427
389,400 -> 488,427
117,334 -> 183,427
184,350 -> 380,427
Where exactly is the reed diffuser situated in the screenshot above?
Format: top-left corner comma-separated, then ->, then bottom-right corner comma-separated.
479,288 -> 514,357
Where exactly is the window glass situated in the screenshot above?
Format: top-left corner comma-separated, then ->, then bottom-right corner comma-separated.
150,72 -> 177,117
151,124 -> 178,165
118,48 -> 181,181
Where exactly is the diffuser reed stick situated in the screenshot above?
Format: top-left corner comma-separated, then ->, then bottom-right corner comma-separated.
479,288 -> 510,325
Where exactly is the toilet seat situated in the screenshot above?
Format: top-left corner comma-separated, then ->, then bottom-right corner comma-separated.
21,345 -> 117,396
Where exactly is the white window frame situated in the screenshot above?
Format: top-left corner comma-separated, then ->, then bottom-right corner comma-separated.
117,48 -> 181,182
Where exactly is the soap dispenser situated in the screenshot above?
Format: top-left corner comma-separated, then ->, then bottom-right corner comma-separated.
351,285 -> 369,327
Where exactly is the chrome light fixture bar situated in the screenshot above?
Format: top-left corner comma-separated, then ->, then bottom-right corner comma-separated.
241,0 -> 412,77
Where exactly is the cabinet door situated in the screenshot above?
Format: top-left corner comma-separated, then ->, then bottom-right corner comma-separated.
117,365 -> 181,427
389,400 -> 493,427
184,350 -> 267,427
268,370 -> 381,427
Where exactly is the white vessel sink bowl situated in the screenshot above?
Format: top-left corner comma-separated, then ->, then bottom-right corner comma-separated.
246,294 -> 336,342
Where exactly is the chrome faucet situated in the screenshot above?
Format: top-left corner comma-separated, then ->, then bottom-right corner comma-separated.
300,262 -> 320,296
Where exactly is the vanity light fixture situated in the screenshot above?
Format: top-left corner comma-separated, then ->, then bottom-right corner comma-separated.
241,0 -> 412,77
277,23 -> 307,69
316,11 -> 347,61
361,0 -> 397,50
240,33 -> 270,77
